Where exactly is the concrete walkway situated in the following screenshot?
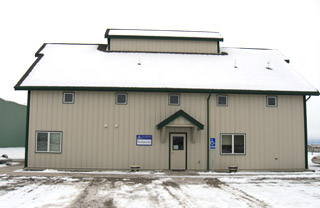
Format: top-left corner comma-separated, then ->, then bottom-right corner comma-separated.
0,161 -> 317,179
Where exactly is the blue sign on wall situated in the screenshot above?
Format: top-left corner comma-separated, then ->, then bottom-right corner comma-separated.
136,135 -> 152,146
210,138 -> 216,149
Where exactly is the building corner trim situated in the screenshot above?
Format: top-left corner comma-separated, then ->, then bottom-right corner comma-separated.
24,91 -> 30,168
304,95 -> 308,169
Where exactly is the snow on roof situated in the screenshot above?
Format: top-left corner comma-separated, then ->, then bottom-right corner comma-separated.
18,44 -> 318,94
106,29 -> 223,40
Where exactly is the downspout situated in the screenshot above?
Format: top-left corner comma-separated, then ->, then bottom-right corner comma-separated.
304,95 -> 311,169
24,91 -> 30,168
207,93 -> 212,170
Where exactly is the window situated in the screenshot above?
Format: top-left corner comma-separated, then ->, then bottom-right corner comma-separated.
217,95 -> 228,106
169,94 -> 180,105
63,92 -> 74,104
221,134 -> 245,154
172,136 -> 184,150
116,93 -> 127,104
267,96 -> 277,107
36,131 -> 62,153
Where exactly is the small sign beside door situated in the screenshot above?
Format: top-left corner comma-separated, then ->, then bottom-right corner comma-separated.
209,138 -> 216,149
136,135 -> 152,146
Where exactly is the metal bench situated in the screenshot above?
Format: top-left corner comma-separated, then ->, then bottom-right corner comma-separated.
130,165 -> 140,172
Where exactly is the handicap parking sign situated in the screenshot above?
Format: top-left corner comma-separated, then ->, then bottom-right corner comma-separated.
210,138 -> 215,149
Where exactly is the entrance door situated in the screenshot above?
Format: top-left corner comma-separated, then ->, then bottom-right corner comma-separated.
170,133 -> 186,170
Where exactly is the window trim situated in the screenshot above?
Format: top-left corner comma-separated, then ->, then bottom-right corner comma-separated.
220,133 -> 246,155
35,131 -> 62,153
217,95 -> 228,106
168,94 -> 180,106
63,92 -> 75,104
116,93 -> 128,105
266,96 -> 277,107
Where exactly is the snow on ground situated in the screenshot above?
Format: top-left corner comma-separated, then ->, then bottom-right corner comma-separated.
0,175 -> 88,208
0,174 -> 320,207
0,147 -> 24,159
309,151 -> 320,171
218,175 -> 320,208
0,148 -> 320,207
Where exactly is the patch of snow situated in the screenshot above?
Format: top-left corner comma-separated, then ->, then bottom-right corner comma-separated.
0,176 -> 88,208
219,175 -> 320,208
0,148 -> 25,159
15,168 -> 157,175
309,152 -> 320,171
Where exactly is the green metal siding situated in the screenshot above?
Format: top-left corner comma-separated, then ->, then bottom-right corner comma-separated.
0,98 -> 27,147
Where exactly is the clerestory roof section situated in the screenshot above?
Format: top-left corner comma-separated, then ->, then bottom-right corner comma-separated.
105,29 -> 223,41
15,44 -> 319,95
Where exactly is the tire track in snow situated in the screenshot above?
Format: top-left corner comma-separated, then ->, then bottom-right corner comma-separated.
70,178 -> 112,208
162,180 -> 197,208
211,179 -> 269,208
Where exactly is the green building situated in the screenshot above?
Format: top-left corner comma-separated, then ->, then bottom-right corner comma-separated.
0,98 -> 27,147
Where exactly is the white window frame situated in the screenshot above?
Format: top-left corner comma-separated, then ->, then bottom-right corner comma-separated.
217,95 -> 228,106
116,93 -> 128,105
36,131 -> 62,153
63,92 -> 75,104
168,94 -> 180,105
220,134 -> 246,155
266,96 -> 277,107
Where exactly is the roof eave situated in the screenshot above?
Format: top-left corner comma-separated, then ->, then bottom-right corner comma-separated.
105,35 -> 223,42
14,86 -> 320,96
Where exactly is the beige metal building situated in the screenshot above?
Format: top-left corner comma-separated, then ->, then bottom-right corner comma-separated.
15,29 -> 319,171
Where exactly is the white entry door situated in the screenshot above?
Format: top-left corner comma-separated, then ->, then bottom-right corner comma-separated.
170,133 -> 186,170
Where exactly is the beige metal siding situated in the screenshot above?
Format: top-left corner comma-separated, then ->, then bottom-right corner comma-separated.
210,94 -> 305,171
110,38 -> 218,54
28,91 -> 208,170
27,91 -> 305,170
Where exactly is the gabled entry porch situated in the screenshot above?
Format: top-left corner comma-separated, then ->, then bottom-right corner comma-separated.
157,110 -> 204,170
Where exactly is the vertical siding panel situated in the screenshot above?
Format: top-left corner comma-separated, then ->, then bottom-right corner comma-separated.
65,93 -> 72,169
95,92 -> 100,168
133,93 -> 139,167
146,93 -> 152,169
39,92 -> 47,167
75,91 -> 82,168
88,93 -> 94,168
92,92 -> 99,168
101,92 -> 107,168
70,92 -> 77,169
154,93 -> 164,169
108,93 -> 114,168
128,92 -> 134,168
106,93 -> 111,168
83,92 -> 89,168
139,93 -> 145,168
119,98 -> 126,169
125,93 -> 131,169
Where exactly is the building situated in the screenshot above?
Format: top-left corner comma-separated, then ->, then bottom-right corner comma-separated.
308,144 -> 320,152
0,98 -> 27,147
15,29 -> 319,171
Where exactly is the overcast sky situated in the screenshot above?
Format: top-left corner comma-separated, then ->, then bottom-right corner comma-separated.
0,0 -> 319,141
